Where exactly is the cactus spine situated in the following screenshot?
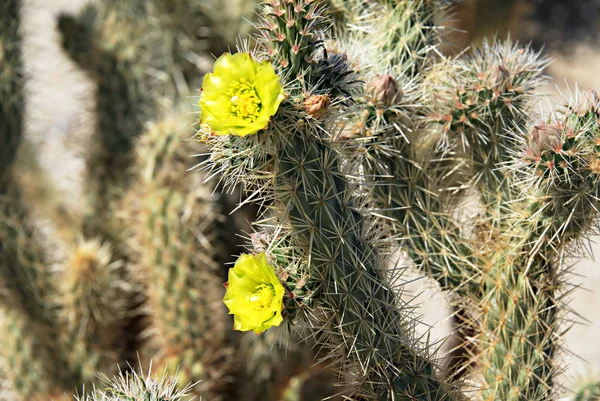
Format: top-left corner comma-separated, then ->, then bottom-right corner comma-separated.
275,126 -> 454,400
75,368 -> 194,401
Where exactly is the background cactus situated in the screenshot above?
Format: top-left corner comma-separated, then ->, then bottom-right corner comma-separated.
124,115 -> 232,399
575,379 -> 600,401
0,1 -> 72,396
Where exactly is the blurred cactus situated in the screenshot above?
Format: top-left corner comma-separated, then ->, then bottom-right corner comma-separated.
0,0 -> 24,191
0,1 -> 70,397
57,4 -> 158,213
55,1 -> 254,397
59,237 -> 130,386
0,196 -> 68,398
575,380 -> 600,401
56,0 -> 254,212
125,115 -> 232,399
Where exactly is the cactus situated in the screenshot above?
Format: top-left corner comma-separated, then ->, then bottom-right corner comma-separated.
200,2 -> 458,400
3,0 -> 600,399
57,4 -> 155,213
1,1 -> 139,398
471,92 -> 600,401
337,4 -> 574,398
59,237 -> 131,387
0,1 -> 72,397
0,0 -> 24,192
430,39 -> 548,204
274,128 -> 453,400
55,1 -> 247,382
198,2 -> 600,401
75,368 -> 194,401
0,193 -> 69,398
125,115 -> 232,400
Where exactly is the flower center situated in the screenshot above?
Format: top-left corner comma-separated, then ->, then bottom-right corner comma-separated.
249,283 -> 275,311
228,78 -> 261,122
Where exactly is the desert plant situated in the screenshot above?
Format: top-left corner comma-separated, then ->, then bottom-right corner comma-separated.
4,0 -> 600,400
198,1 -> 600,401
200,1 -> 457,400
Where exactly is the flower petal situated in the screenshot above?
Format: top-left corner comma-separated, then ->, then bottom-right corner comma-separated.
213,52 -> 256,82
199,53 -> 283,137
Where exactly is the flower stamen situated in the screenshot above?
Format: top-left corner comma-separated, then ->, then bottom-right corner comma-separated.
228,78 -> 262,122
249,283 -> 275,311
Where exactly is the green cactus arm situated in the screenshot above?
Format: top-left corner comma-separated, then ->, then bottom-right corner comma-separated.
466,93 -> 600,401
430,39 -> 548,206
125,117 -> 235,400
509,92 -> 600,256
471,246 -> 559,401
59,237 -> 131,388
361,107 -> 482,296
274,124 -> 457,400
58,9 -> 150,211
0,2 -> 76,395
258,0 -> 329,78
328,0 -> 482,297
202,126 -> 457,401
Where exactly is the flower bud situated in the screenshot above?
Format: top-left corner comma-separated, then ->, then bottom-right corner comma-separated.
528,124 -> 563,156
589,157 -> 600,175
303,94 -> 330,119
366,75 -> 402,107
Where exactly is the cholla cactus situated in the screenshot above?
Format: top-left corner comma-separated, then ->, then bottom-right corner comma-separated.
75,368 -> 194,401
200,1 -> 456,400
0,1 -> 71,397
60,237 -> 130,387
0,0 -> 24,192
198,1 -> 600,401
4,0 -> 600,399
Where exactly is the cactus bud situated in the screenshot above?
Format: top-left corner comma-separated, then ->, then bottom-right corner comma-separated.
578,89 -> 600,117
366,75 -> 402,107
528,124 -> 562,157
303,94 -> 330,119
589,157 -> 600,175
251,232 -> 269,253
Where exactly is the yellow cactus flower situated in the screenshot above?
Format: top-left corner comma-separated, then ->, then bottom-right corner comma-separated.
223,253 -> 285,334
199,53 -> 285,137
